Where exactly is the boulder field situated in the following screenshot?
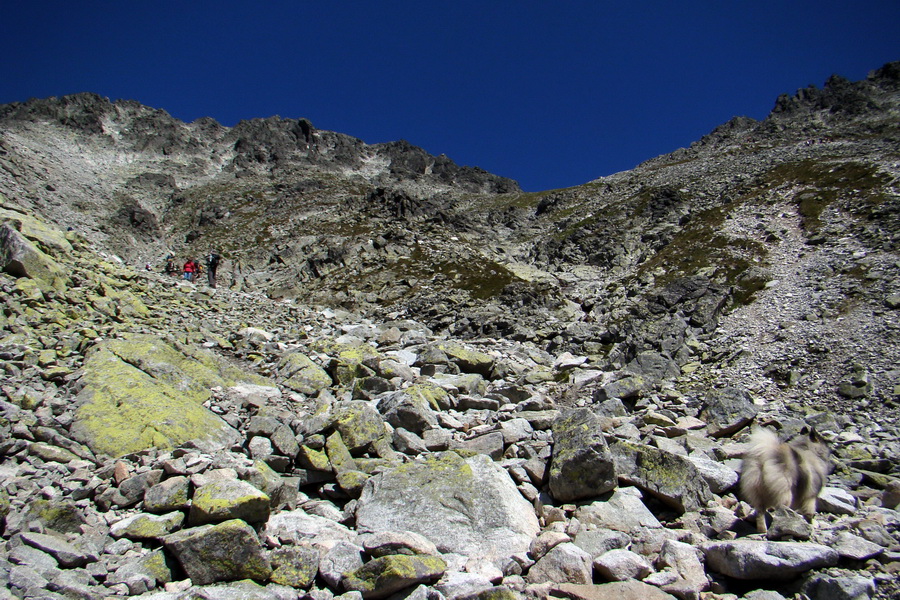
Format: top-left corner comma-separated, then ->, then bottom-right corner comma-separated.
1,197 -> 899,600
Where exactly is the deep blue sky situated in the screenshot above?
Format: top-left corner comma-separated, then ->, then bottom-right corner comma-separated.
2,2 -> 897,192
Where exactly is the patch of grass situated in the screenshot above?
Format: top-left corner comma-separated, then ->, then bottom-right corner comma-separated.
393,245 -> 518,300
764,160 -> 891,231
637,203 -> 768,301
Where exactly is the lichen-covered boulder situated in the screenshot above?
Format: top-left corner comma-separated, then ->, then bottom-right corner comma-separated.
331,401 -> 388,452
0,222 -> 67,292
355,452 -> 540,562
269,545 -> 319,589
189,479 -> 270,525
407,382 -> 453,411
110,511 -> 185,540
0,207 -> 73,256
280,351 -> 332,395
608,439 -> 712,513
70,343 -> 241,457
313,340 -> 381,386
341,554 -> 447,599
378,389 -> 439,434
69,333 -> 266,457
13,498 -> 86,534
549,408 -> 617,502
435,341 -> 495,376
144,477 -> 191,513
163,519 -> 272,585
0,487 -> 9,525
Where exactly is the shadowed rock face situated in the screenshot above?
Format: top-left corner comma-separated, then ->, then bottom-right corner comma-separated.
0,62 -> 899,600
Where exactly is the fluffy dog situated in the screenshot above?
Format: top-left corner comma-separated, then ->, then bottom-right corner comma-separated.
739,426 -> 832,534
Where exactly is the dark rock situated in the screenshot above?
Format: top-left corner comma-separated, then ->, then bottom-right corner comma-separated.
549,409 -> 617,502
700,387 -> 758,437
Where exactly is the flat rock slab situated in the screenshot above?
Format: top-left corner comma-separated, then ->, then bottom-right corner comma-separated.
551,580 -> 678,600
69,335 -> 247,457
702,540 -> 838,580
20,532 -> 96,568
264,509 -> 357,544
355,451 -> 539,561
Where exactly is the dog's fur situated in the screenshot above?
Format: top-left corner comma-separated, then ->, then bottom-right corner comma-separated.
739,426 -> 832,534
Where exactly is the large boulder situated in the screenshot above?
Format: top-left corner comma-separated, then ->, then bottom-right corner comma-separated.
0,222 -> 67,292
702,540 -> 839,580
355,452 -> 539,562
163,519 -> 272,585
700,387 -> 759,437
69,335 -> 249,457
279,352 -> 332,395
608,440 -> 712,512
548,408 -> 617,502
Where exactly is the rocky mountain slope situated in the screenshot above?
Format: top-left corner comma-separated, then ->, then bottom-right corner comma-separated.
0,62 -> 899,600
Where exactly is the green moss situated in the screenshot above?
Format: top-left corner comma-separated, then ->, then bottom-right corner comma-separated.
391,245 -> 518,300
635,201 -> 768,306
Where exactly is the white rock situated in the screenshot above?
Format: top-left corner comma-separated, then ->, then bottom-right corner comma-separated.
702,540 -> 838,580
593,548 -> 652,581
818,486 -> 857,515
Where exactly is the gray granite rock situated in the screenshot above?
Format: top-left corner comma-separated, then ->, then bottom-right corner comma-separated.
702,540 -> 838,580
548,408 -> 617,502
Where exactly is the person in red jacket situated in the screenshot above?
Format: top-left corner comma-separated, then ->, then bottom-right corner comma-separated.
183,258 -> 198,282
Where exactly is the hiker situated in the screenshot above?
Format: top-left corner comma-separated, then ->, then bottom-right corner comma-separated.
164,255 -> 179,276
183,258 -> 198,282
206,251 -> 221,288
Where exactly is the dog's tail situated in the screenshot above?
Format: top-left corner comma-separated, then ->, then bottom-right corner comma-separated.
744,427 -> 782,458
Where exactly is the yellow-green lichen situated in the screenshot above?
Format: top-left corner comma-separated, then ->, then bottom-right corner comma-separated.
70,346 -> 239,457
